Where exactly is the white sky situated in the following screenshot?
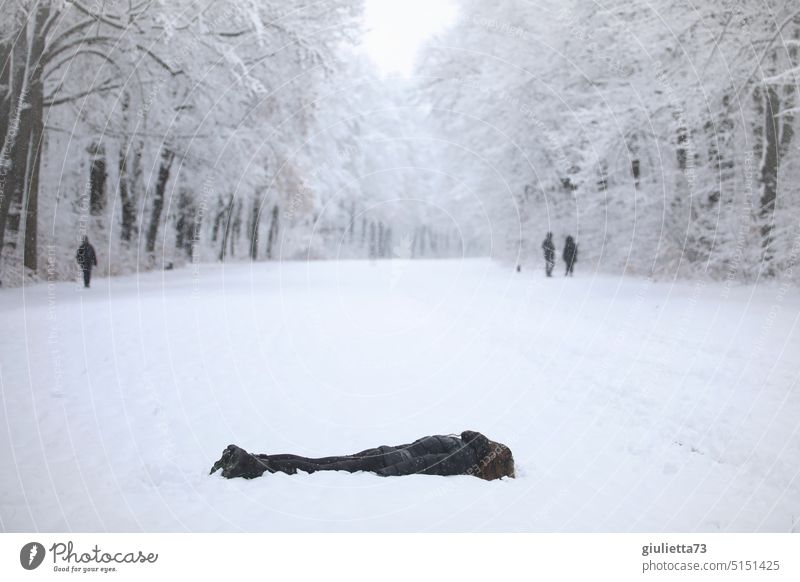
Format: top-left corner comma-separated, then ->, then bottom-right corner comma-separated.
362,0 -> 458,77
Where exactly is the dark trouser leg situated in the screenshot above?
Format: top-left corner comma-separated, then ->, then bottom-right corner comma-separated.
260,450 -> 386,475
82,268 -> 91,287
211,445 -> 389,479
545,261 -> 553,277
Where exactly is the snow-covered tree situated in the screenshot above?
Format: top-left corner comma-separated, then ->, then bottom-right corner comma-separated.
0,0 -> 363,284
418,0 -> 800,282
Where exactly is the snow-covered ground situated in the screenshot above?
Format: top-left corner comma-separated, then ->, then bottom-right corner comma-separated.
1,259 -> 798,532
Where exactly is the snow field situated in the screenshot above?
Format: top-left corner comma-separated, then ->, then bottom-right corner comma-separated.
1,259 -> 798,531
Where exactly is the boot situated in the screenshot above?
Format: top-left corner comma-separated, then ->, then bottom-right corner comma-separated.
210,445 -> 274,479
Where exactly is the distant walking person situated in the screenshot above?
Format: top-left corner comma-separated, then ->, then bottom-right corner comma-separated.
76,236 -> 97,288
563,235 -> 578,276
542,232 -> 555,277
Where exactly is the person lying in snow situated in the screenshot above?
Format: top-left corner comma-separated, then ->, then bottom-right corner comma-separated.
210,430 -> 515,481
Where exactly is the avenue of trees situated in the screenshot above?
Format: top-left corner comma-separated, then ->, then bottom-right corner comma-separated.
3,1 -> 799,286
0,0 -> 462,286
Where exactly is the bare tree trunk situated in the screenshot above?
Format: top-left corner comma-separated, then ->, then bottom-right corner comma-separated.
117,93 -> 141,244
175,188 -> 197,258
0,38 -> 26,254
265,204 -> 279,259
369,221 -> 377,259
349,201 -> 355,243
23,121 -> 42,271
218,195 -> 233,262
211,206 -> 223,243
117,141 -> 139,243
0,39 -> 12,159
229,198 -> 241,258
145,148 -> 175,254
21,3 -> 51,272
780,28 -> 799,162
89,143 -> 107,215
384,226 -> 392,258
676,125 -> 688,171
1,30 -> 36,258
759,86 -> 780,260
249,197 -> 259,260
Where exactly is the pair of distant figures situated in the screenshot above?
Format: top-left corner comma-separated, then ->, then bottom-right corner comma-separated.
542,232 -> 577,277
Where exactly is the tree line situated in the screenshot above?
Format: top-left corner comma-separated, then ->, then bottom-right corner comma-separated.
0,0 -> 364,285
419,0 -> 800,283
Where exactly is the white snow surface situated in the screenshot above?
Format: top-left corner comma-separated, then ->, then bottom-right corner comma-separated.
1,259 -> 799,532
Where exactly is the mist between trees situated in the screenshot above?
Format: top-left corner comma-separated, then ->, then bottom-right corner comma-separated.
1,0 -> 799,286
0,0 -> 466,287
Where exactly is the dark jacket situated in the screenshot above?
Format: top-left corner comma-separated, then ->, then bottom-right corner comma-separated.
542,236 -> 555,261
76,242 -> 97,270
563,237 -> 577,265
374,430 -> 512,480
373,434 -> 478,477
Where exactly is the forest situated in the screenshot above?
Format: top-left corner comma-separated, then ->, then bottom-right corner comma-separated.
1,0 -> 799,285
419,0 -> 800,282
2,0 -> 800,537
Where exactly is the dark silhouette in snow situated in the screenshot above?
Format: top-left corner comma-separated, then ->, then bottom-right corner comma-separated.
542,232 -> 555,277
76,236 -> 98,288
563,235 -> 577,276
210,431 -> 515,481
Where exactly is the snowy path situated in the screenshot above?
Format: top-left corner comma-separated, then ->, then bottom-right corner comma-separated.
1,259 -> 799,532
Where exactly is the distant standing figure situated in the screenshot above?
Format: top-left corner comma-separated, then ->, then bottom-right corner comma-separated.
542,232 -> 555,277
76,236 -> 97,288
563,235 -> 577,276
